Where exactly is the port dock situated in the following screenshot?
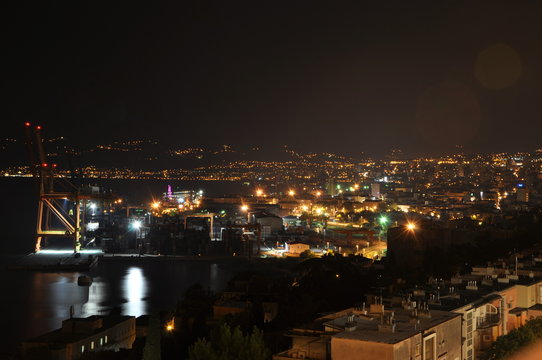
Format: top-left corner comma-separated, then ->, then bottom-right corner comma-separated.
7,249 -> 102,271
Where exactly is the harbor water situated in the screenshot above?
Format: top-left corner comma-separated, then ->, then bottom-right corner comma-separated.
0,178 -> 245,355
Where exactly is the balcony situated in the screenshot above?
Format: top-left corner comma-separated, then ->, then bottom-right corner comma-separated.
476,313 -> 500,329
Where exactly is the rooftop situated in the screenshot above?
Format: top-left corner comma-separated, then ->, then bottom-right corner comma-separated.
24,316 -> 134,345
323,307 -> 460,344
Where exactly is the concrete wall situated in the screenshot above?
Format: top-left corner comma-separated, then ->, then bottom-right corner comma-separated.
393,334 -> 421,360
421,315 -> 462,360
331,338 -> 394,360
517,283 -> 539,308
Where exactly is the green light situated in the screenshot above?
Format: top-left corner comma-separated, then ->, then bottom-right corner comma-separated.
379,216 -> 389,225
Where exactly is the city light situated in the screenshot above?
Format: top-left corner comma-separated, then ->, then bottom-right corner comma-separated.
89,203 -> 97,210
240,204 -> 249,212
315,191 -> 322,197
152,202 -> 160,209
379,216 -> 389,225
288,190 -> 295,196
406,223 -> 416,231
132,220 -> 142,229
256,189 -> 264,196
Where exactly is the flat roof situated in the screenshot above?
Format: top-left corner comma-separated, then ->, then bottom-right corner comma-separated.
327,309 -> 460,345
24,316 -> 134,345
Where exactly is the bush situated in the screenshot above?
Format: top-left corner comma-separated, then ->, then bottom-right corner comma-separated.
188,324 -> 269,360
486,318 -> 542,360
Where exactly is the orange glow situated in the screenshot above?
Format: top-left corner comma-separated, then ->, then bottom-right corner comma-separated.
288,190 -> 295,196
241,204 -> 249,212
152,202 -> 160,209
256,189 -> 263,196
406,223 -> 416,231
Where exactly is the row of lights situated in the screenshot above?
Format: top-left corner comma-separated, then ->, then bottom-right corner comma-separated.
254,189 -> 323,197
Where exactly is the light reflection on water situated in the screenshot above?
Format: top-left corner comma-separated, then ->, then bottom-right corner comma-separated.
80,278 -> 108,316
122,267 -> 147,316
2,261 -> 234,354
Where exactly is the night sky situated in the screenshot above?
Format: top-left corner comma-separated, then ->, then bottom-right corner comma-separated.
5,1 -> 542,157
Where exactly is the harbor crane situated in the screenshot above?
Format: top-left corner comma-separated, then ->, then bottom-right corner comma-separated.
24,122 -> 114,253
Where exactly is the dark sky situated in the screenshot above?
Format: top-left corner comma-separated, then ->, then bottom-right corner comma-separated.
5,1 -> 542,157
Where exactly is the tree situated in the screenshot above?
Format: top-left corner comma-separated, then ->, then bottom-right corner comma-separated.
485,318 -> 542,360
299,249 -> 315,259
188,324 -> 269,360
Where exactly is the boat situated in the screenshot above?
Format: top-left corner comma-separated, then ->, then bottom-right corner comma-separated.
77,275 -> 93,286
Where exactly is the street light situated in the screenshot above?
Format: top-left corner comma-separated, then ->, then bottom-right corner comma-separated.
240,204 -> 249,212
288,190 -> 295,196
256,189 -> 264,197
406,223 -> 416,231
379,215 -> 389,226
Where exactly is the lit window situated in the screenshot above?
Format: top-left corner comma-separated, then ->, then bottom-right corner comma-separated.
100,338 -> 103,346
105,335 -> 108,344
81,345 -> 85,353
91,341 -> 94,350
